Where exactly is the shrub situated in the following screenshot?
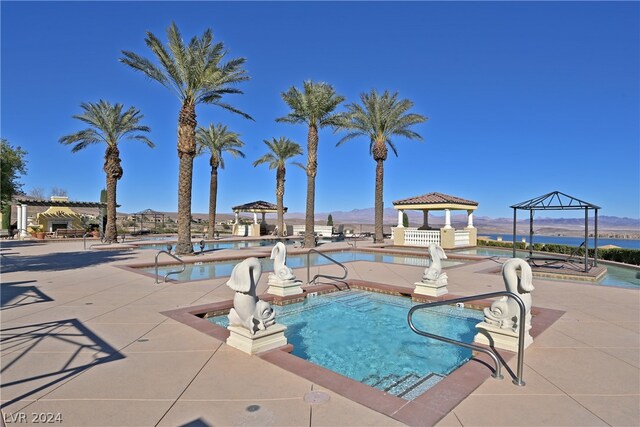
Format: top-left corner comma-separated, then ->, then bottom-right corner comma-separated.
477,239 -> 640,265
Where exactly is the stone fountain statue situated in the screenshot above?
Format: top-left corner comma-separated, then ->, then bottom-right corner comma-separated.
267,242 -> 303,296
422,243 -> 449,284
483,257 -> 534,331
414,243 -> 449,296
226,257 -> 276,335
475,258 -> 535,351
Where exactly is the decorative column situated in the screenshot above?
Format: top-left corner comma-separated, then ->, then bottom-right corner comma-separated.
234,212 -> 239,224
466,210 -> 474,228
253,212 -> 258,224
20,204 -> 29,237
423,211 -> 429,229
394,209 -> 405,245
444,209 -> 452,229
261,212 -> 266,224
16,204 -> 23,235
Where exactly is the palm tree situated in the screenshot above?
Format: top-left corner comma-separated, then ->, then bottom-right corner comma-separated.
120,22 -> 252,254
277,80 -> 345,247
336,89 -> 427,242
196,124 -> 245,239
253,137 -> 303,237
59,100 -> 154,243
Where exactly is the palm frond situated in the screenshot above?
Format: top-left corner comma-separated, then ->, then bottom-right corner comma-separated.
60,100 -> 153,155
334,89 -> 427,158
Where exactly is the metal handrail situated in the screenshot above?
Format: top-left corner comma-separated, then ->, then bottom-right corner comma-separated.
306,249 -> 348,285
154,249 -> 185,284
408,291 -> 528,386
346,236 -> 358,249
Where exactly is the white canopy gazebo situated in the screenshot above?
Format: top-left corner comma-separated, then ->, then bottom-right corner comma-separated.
231,200 -> 287,236
392,192 -> 478,249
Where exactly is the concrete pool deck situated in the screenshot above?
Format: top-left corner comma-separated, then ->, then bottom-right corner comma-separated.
1,238 -> 638,426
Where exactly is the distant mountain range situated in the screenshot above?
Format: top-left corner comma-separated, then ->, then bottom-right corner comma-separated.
284,207 -> 639,229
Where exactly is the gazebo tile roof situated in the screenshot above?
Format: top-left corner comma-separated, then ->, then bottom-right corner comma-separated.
232,200 -> 286,212
393,192 -> 478,206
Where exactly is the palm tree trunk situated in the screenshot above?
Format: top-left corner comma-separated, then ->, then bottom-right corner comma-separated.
103,147 -> 123,243
276,166 -> 285,237
105,175 -> 118,242
305,124 -> 318,247
374,159 -> 385,243
208,164 -> 218,239
176,103 -> 197,254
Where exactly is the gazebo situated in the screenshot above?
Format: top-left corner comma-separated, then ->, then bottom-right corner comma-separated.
130,209 -> 166,234
231,200 -> 287,236
392,192 -> 479,249
12,196 -> 107,239
510,191 -> 600,272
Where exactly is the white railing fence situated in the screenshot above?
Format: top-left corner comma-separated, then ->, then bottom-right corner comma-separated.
454,230 -> 470,247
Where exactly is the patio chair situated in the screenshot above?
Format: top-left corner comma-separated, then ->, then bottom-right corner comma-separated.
527,241 -> 585,269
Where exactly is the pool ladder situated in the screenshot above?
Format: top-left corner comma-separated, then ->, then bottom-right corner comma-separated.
408,291 -> 528,386
154,245 -> 185,283
306,249 -> 348,285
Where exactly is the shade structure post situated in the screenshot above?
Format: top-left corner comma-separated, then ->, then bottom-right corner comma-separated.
594,209 -> 598,266
584,208 -> 589,272
512,208 -> 517,258
529,209 -> 534,258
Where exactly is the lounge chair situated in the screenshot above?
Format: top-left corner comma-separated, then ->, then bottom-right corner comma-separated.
527,241 -> 585,269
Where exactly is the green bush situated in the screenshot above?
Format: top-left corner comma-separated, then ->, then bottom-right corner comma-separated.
477,239 -> 640,265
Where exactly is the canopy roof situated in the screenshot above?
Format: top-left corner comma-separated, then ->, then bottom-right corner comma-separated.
232,200 -> 286,214
510,191 -> 600,210
13,197 -> 107,208
131,209 -> 165,216
393,192 -> 478,211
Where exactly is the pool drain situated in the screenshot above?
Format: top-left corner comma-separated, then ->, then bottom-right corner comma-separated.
304,391 -> 330,404
245,405 -> 260,412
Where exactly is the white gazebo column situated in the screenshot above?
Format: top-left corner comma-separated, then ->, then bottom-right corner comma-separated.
16,204 -> 23,234
397,209 -> 404,227
466,210 -> 474,228
261,212 -> 266,223
253,212 -> 258,224
423,210 -> 429,229
444,209 -> 452,230
234,212 -> 239,224
20,204 -> 29,237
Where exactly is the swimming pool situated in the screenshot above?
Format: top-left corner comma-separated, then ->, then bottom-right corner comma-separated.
208,289 -> 484,400
452,248 -> 639,288
146,250 -> 463,282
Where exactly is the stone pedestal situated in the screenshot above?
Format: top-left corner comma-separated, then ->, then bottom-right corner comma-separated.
267,274 -> 304,297
227,323 -> 288,355
474,322 -> 532,352
413,280 -> 448,297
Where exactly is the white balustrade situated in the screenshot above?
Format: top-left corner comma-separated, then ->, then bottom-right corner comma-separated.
404,229 -> 441,246
454,230 -> 470,246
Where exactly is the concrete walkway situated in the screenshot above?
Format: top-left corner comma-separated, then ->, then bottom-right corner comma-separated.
1,239 -> 638,426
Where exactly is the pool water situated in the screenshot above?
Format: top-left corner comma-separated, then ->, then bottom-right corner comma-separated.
147,250 -> 463,282
209,289 -> 484,400
136,238 -> 297,251
452,248 -> 639,288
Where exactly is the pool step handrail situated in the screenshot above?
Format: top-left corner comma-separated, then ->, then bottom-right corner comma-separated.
306,249 -> 348,285
154,248 -> 185,284
407,291 -> 528,386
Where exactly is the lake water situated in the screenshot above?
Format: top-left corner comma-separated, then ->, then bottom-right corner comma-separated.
484,234 -> 639,250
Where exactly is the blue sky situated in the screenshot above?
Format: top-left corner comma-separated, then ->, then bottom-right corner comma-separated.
2,1 -> 638,219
